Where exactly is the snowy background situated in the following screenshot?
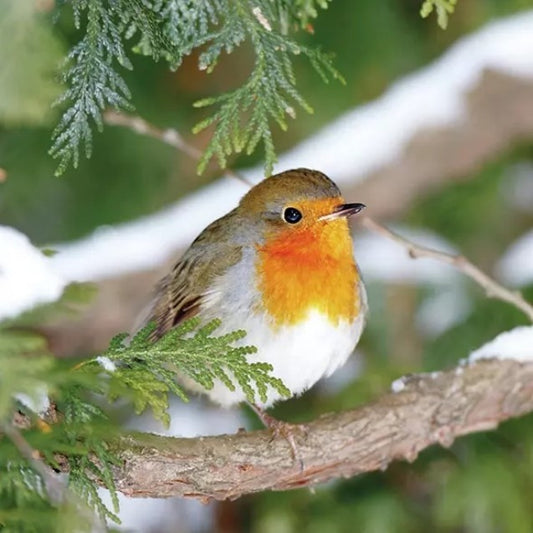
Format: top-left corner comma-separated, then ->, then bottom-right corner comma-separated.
2,4 -> 533,533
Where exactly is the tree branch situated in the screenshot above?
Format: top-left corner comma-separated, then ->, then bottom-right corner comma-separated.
361,216 -> 533,322
110,358 -> 533,501
1,422 -> 66,505
103,110 -> 254,187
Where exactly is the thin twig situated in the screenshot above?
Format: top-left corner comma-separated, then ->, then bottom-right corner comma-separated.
102,110 -> 533,323
103,110 -> 254,187
1,422 -> 107,530
1,422 -> 66,504
361,216 -> 533,322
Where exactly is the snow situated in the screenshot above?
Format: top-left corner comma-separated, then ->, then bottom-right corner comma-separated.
14,390 -> 50,416
269,11 -> 533,181
391,376 -> 407,393
96,356 -> 117,372
50,177 -> 250,282
2,13 -> 533,533
49,10 -> 533,284
356,226 -> 459,286
0,226 -> 67,322
497,230 -> 533,287
5,11 -> 533,530
469,326 -> 533,362
415,288 -> 472,337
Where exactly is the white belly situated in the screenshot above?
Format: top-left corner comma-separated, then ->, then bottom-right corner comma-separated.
182,251 -> 367,408
192,309 -> 365,408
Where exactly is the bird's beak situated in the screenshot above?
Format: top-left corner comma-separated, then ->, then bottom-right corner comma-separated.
320,202 -> 366,221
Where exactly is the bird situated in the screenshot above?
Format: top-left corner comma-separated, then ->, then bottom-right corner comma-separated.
141,168 -> 367,429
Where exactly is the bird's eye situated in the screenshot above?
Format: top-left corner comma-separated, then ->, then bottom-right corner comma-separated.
283,207 -> 302,224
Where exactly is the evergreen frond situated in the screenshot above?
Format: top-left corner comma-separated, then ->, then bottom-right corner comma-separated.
0,327 -> 121,527
193,4 -> 344,175
268,0 -> 332,31
0,461 -> 57,533
50,0 -> 341,175
50,0 -> 133,175
0,306 -> 288,527
101,319 -> 290,415
54,386 -> 121,524
420,0 -> 457,29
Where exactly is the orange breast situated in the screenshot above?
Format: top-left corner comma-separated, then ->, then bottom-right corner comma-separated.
255,219 -> 360,327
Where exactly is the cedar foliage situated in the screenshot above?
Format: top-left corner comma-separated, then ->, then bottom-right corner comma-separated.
50,0 -> 342,176
49,0 -> 455,176
0,298 -> 287,529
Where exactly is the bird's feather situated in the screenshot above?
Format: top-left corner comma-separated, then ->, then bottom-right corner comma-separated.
142,211 -> 243,341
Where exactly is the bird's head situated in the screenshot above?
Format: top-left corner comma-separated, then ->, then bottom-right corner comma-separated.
238,168 -> 365,246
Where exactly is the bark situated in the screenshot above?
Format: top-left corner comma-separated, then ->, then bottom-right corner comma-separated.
110,358 -> 533,501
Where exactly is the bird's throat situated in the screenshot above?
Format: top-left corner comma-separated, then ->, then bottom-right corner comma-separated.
255,221 -> 360,328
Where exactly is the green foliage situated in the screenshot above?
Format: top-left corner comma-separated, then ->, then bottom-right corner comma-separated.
50,0 -> 133,175
0,1 -> 65,127
290,1 -> 332,28
0,328 -> 114,531
0,305 -> 288,529
59,388 -> 121,524
102,319 -> 290,422
0,462 -> 57,533
433,454 -> 533,533
191,1 -> 343,175
50,0 -> 339,176
420,0 -> 458,29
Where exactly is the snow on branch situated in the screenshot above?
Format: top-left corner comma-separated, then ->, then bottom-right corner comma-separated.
111,357 -> 533,500
0,226 -> 67,321
469,326 -> 533,362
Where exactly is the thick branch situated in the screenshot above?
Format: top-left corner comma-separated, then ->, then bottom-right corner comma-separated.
111,359 -> 533,501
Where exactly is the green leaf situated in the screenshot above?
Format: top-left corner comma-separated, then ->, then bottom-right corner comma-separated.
98,318 -> 290,420
50,0 -> 133,175
192,3 -> 343,175
420,0 -> 458,29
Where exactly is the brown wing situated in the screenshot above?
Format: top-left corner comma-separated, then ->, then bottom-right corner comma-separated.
147,258 -> 201,340
140,212 -> 243,341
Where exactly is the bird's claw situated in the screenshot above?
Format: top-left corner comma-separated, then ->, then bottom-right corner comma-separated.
253,408 -> 308,470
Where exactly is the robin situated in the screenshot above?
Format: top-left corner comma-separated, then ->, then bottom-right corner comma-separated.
142,168 -> 367,435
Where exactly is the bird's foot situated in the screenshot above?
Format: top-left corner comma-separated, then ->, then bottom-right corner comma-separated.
250,405 -> 308,469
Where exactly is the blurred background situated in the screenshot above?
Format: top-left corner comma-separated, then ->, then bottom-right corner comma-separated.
2,0 -> 533,531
